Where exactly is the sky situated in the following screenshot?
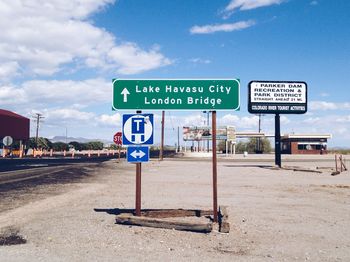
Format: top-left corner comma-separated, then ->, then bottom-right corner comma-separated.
0,0 -> 349,147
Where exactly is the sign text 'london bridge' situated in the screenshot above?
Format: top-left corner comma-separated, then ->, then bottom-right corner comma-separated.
112,79 -> 240,110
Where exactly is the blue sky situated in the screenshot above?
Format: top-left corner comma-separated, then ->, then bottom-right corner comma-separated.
0,0 -> 349,147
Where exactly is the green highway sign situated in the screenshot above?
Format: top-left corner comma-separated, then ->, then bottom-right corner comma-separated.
112,79 -> 240,110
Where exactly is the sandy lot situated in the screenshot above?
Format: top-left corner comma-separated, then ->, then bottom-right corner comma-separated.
0,156 -> 349,261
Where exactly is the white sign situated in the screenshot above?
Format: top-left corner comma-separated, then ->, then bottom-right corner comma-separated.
3,136 -> 13,146
250,82 -> 306,104
122,114 -> 154,145
248,81 -> 307,114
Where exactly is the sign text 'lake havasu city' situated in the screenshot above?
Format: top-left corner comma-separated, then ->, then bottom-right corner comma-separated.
112,79 -> 240,110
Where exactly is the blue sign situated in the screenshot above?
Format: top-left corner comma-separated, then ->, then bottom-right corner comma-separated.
127,146 -> 149,163
122,114 -> 154,145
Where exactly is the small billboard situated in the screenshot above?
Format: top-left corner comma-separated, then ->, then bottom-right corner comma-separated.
183,126 -> 235,141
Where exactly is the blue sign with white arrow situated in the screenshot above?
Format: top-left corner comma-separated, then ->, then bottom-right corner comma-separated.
127,146 -> 149,163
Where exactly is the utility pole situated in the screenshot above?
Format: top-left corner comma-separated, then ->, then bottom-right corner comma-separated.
207,111 -> 210,152
177,126 -> 180,152
257,114 -> 263,152
160,110 -> 165,160
33,113 -> 44,148
258,114 -> 262,133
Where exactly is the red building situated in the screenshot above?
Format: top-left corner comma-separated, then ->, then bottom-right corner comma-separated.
0,109 -> 30,142
281,134 -> 331,154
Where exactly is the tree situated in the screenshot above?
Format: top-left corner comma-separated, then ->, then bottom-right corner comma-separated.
217,138 -> 272,154
52,142 -> 69,151
85,141 -> 104,150
108,144 -> 118,150
69,141 -> 83,151
218,140 -> 248,153
235,141 -> 248,154
261,138 -> 272,153
27,137 -> 52,149
246,138 -> 272,153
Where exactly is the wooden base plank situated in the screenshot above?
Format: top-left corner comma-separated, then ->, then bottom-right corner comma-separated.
141,209 -> 212,218
116,214 -> 212,233
282,166 -> 322,174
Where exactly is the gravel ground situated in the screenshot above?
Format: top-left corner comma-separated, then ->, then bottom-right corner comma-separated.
0,156 -> 349,261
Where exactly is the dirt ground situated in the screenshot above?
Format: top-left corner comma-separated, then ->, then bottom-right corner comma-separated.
0,156 -> 349,261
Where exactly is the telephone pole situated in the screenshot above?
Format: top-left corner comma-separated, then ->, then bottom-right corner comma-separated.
33,113 -> 44,148
177,126 -> 180,152
160,110 -> 165,160
257,114 -> 263,152
203,111 -> 210,152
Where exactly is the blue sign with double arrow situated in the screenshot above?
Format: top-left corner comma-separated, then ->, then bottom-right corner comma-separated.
127,146 -> 149,163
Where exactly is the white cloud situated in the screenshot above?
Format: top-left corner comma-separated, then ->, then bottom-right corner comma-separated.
221,114 -> 240,123
32,107 -> 121,127
280,115 -> 290,124
310,101 -> 350,111
0,0 -> 171,79
45,108 -> 95,121
190,20 -> 255,34
335,115 -> 350,123
0,61 -> 20,79
225,0 -> 284,12
0,78 -> 111,107
97,113 -> 122,127
108,43 -> 172,75
29,107 -> 123,139
222,0 -> 285,18
302,117 -> 321,124
188,58 -> 211,64
183,114 -> 207,126
310,1 -> 318,6
219,114 -> 259,128
0,84 -> 26,105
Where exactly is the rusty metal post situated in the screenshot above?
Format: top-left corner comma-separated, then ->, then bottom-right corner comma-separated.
135,162 -> 141,216
160,110 -> 165,160
212,111 -> 218,223
135,110 -> 142,216
335,154 -> 338,172
340,155 -> 343,172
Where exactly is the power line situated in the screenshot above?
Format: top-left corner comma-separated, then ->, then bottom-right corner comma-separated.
167,111 -> 175,130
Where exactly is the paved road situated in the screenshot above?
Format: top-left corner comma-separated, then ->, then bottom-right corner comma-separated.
0,160 -> 111,213
0,157 -> 117,203
0,155 -> 121,172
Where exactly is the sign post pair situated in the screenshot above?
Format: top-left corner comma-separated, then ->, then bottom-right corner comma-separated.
123,114 -> 153,163
113,79 -> 241,222
248,81 -> 308,167
121,113 -> 154,217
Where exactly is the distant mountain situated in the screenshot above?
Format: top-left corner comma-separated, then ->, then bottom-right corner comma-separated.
50,136 -> 112,144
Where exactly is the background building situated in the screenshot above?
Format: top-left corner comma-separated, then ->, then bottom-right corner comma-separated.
0,109 -> 30,143
281,134 -> 331,155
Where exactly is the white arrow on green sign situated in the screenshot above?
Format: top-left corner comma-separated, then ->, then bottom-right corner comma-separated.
112,79 -> 240,110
